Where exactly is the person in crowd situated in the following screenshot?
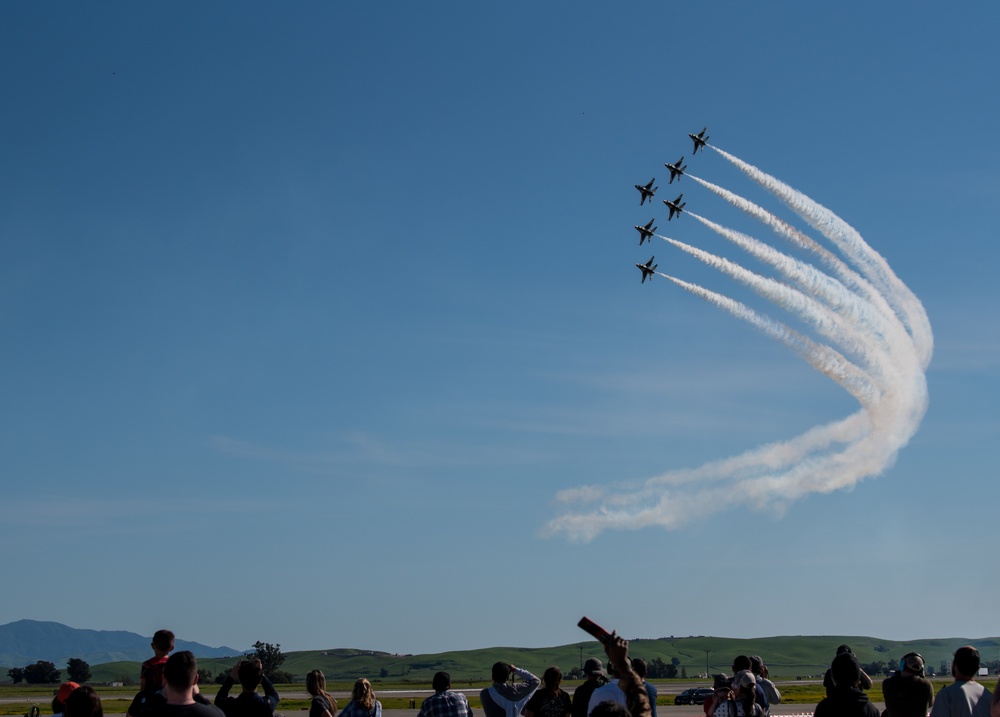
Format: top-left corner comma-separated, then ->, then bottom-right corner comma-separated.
53,682 -> 80,717
704,674 -> 733,717
144,651 -> 225,717
572,660 -> 607,717
929,646 -> 992,717
129,630 -> 176,717
480,663 -> 539,717
64,686 -> 103,717
525,667 -> 572,717
823,645 -> 872,697
306,670 -> 337,717
630,660 -> 656,717
748,657 -> 780,715
992,676 -> 1000,717
882,652 -> 934,717
417,671 -> 473,717
731,657 -> 768,716
336,679 -> 382,717
588,662 -> 626,716
214,658 -> 279,717
598,633 -> 651,717
814,652 -> 880,717
710,671 -> 762,717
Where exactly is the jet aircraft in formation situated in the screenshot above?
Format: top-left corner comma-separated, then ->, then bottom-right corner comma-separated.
636,256 -> 657,284
630,129 -> 707,279
663,193 -> 686,221
634,218 -> 657,245
635,178 -> 658,205
664,156 -> 687,183
688,127 -> 709,154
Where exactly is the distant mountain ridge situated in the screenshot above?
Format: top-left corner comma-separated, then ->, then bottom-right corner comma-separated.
0,620 -> 241,667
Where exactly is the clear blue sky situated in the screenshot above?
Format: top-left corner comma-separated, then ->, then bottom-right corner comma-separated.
2,2 -> 997,656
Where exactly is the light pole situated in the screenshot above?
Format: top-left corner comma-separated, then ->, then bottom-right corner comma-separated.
705,650 -> 710,678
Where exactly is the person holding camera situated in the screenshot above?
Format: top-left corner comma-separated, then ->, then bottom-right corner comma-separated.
480,662 -> 540,717
214,659 -> 279,717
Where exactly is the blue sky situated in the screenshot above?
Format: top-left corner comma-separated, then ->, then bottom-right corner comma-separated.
2,2 -> 998,656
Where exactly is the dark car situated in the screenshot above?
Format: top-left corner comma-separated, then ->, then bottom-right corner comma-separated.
674,688 -> 714,705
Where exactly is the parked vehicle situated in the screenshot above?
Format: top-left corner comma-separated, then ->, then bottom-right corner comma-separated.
674,688 -> 714,705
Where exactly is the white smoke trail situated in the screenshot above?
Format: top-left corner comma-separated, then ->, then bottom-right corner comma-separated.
712,147 -> 934,369
543,149 -> 931,542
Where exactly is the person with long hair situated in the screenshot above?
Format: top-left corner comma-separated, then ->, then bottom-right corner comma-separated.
306,670 -> 337,717
337,679 -> 381,717
524,666 -> 572,717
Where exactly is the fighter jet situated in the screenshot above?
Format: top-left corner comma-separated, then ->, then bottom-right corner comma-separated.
664,156 -> 687,183
663,193 -> 686,221
635,178 -> 658,206
634,218 -> 657,245
636,256 -> 658,284
688,127 -> 709,154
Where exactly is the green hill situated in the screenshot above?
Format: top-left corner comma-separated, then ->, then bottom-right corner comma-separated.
85,635 -> 1000,684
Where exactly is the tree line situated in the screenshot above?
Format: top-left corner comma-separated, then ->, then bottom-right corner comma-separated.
7,658 -> 91,684
5,641 -> 288,686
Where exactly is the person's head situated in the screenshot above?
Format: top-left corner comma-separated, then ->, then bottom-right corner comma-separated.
733,670 -> 756,696
163,651 -> 198,691
54,682 -> 80,713
831,652 -> 861,689
630,659 -> 646,680
492,662 -> 512,684
432,672 -> 451,693
952,646 -> 980,680
152,630 -> 176,656
352,678 -> 375,710
835,644 -> 854,657
731,656 -> 751,673
748,656 -> 765,677
306,670 -> 327,697
238,659 -> 264,692
543,666 -> 562,690
590,702 -> 630,717
64,686 -> 102,717
583,658 -> 605,682
900,653 -> 924,676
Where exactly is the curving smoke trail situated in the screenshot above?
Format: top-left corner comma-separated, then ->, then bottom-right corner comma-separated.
543,148 -> 931,542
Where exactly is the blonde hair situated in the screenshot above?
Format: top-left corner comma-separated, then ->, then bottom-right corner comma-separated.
306,670 -> 337,712
352,678 -> 375,711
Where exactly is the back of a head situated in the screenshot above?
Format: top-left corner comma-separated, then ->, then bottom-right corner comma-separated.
492,662 -> 511,684
164,651 -> 198,691
432,672 -> 451,693
748,656 -> 764,676
152,630 -> 176,654
543,666 -> 562,690
238,660 -> 264,691
831,652 -> 861,689
64,687 -> 102,717
353,678 -> 375,710
732,655 -> 752,673
733,670 -> 756,695
953,646 -> 980,679
835,644 -> 853,657
901,653 -> 924,676
631,659 -> 646,680
306,670 -> 326,697
590,702 -> 630,717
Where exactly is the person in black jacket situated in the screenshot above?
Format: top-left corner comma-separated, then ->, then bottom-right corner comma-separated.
814,652 -> 880,717
214,659 -> 279,717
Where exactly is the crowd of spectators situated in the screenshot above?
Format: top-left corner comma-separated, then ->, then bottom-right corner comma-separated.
36,630 -> 1000,717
